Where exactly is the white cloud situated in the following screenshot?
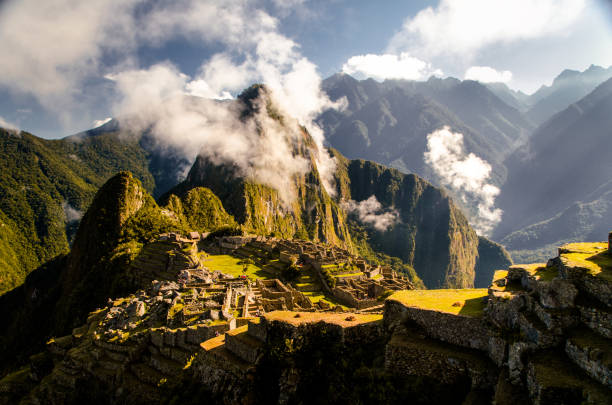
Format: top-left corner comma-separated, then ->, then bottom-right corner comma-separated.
464,66 -> 512,83
424,126 -> 502,235
0,0 -> 341,198
92,117 -> 112,128
0,116 -> 19,133
0,0 -> 138,112
341,52 -> 442,81
388,0 -> 586,59
63,202 -> 83,222
342,195 -> 399,232
108,63 -> 315,206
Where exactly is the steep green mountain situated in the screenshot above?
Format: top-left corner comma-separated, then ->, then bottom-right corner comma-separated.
319,73 -> 534,185
0,127 -> 188,294
0,172 -> 183,370
331,150 -> 511,288
526,64 -> 612,125
495,77 -> 612,261
163,187 -> 237,231
163,86 -> 353,249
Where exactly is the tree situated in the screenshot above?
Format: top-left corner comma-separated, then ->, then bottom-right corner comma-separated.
238,257 -> 255,276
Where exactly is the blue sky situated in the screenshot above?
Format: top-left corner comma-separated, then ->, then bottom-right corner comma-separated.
0,0 -> 610,138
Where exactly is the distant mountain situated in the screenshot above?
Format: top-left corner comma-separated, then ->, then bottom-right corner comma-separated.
0,125 -> 190,294
165,86 -> 511,288
484,82 -> 531,111
0,84 -> 511,297
495,77 -> 612,260
526,64 -> 612,125
319,73 -> 534,186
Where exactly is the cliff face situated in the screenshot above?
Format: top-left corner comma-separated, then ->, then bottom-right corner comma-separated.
164,86 -> 353,250
332,152 -> 480,288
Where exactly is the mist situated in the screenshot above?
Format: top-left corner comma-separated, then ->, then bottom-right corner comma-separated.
63,202 -> 83,223
0,117 -> 19,133
424,126 -> 502,235
342,195 -> 399,232
102,1 -> 343,206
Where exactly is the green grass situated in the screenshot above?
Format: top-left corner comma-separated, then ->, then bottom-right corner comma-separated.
388,289 -> 488,318
510,263 -> 557,281
204,254 -> 269,279
302,291 -> 350,309
334,272 -> 363,278
264,311 -> 382,327
560,242 -> 612,281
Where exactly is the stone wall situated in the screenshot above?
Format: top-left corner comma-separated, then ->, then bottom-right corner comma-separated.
384,300 -> 491,351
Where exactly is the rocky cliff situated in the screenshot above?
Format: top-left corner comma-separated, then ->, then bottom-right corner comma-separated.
332,150 -> 511,288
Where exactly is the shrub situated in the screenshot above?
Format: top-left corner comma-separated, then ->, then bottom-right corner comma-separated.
282,263 -> 300,281
205,225 -> 243,239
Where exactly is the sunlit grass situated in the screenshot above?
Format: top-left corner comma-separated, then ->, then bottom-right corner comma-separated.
203,254 -> 268,279
388,289 -> 488,317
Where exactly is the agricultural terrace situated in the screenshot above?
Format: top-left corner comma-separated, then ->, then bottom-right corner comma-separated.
387,289 -> 488,318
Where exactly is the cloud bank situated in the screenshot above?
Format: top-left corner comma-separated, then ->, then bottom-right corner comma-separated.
92,117 -> 112,128
100,0 -> 342,204
388,0 -> 586,58
464,66 -> 512,83
342,196 -> 399,232
0,0 -> 342,205
340,0 -> 591,89
63,202 -> 83,223
341,52 -> 442,81
109,63 -> 316,206
424,126 -> 502,235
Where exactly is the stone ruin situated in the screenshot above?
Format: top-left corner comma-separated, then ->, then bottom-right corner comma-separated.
331,270 -> 415,310
12,232 -> 610,404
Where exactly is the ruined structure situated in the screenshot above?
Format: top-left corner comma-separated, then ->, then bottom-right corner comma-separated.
4,235 -> 610,404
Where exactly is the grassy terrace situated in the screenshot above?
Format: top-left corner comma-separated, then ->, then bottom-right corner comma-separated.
293,266 -> 350,309
264,311 -> 382,327
560,242 -> 611,281
509,263 -> 557,281
202,254 -> 268,279
387,289 -> 488,318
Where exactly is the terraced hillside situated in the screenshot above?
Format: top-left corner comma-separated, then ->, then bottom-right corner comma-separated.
3,233 -> 609,404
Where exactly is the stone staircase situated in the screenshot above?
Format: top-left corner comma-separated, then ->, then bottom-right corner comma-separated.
247,286 -> 263,317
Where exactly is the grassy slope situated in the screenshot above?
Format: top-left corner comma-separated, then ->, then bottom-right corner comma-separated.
0,172 -> 186,371
0,129 -> 166,295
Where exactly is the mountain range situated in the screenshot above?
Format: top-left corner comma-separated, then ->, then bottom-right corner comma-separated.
0,85 -> 515,373
318,65 -> 612,262
494,76 -> 612,261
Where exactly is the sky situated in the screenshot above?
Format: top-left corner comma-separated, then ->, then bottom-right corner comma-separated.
0,0 -> 610,138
